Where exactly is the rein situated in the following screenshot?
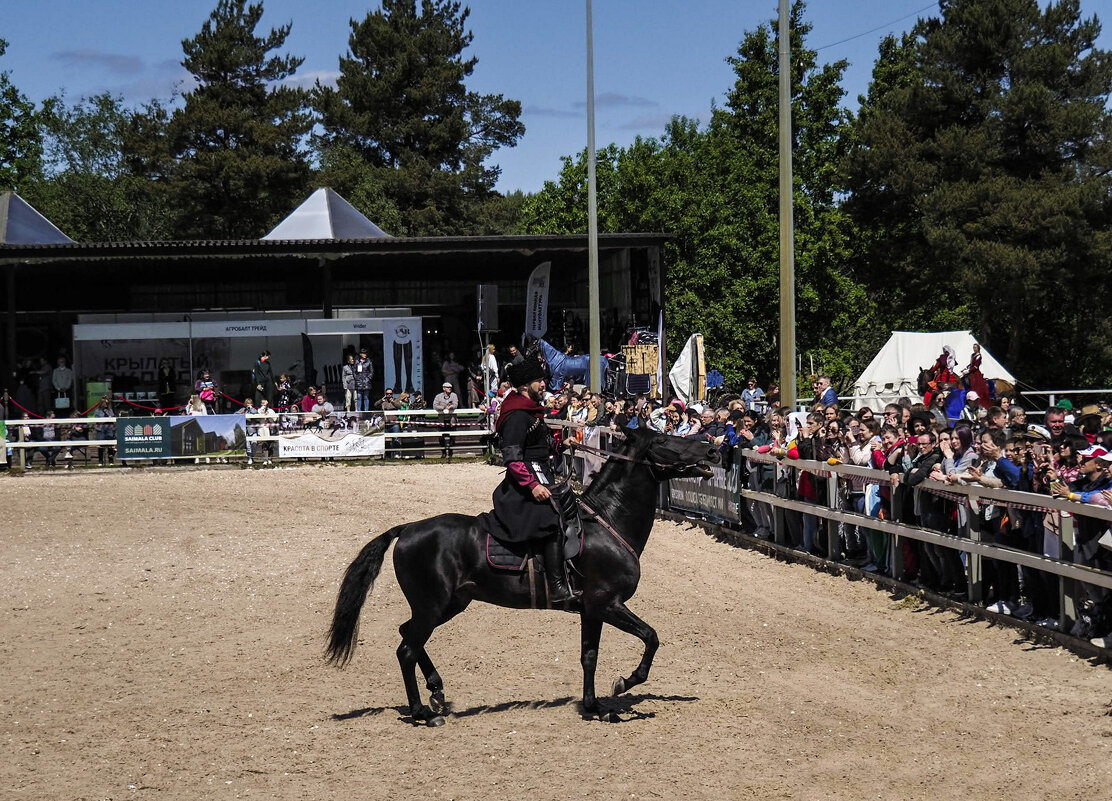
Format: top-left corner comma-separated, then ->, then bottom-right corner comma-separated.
577,498 -> 639,561
566,439 -> 669,481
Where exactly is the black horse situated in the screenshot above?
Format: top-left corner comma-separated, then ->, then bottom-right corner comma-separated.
326,426 -> 720,725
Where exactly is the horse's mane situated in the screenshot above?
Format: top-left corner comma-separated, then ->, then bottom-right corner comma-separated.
580,432 -> 648,505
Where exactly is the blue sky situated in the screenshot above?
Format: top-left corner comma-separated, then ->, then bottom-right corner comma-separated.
3,1 -> 1109,194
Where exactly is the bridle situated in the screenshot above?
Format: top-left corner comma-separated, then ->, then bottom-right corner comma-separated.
565,438 -> 676,481
565,438 -> 714,559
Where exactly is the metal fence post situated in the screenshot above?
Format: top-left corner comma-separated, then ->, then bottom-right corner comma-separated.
17,424 -> 26,470
1059,512 -> 1076,631
966,492 -> 983,603
826,471 -> 841,560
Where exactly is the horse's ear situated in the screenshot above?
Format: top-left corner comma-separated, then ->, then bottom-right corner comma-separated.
624,425 -> 649,443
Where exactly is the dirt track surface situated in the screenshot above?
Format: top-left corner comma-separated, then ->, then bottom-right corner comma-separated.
2,462 -> 1111,800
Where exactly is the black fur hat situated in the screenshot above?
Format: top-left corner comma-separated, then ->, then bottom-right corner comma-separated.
506,357 -> 546,387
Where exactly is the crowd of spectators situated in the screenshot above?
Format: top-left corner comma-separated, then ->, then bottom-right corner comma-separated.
562,371 -> 1111,649
514,344 -> 1112,649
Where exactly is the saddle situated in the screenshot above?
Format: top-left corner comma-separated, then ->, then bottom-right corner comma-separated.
484,486 -> 584,571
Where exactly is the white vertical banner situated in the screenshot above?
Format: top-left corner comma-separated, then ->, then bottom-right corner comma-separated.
381,317 -> 423,396
525,261 -> 551,339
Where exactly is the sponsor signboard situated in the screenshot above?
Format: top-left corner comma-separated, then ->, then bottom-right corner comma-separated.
667,463 -> 742,523
277,432 -> 385,459
118,414 -> 246,460
117,418 -> 171,459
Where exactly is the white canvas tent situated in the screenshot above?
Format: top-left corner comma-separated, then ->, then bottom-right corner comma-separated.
262,187 -> 391,240
852,330 -> 1015,410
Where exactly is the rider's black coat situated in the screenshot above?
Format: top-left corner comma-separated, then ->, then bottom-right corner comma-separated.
489,407 -> 561,542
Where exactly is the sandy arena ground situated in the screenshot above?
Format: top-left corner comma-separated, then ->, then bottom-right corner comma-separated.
2,462 -> 1111,800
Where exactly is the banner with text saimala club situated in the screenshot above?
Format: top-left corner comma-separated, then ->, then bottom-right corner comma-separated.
117,418 -> 171,460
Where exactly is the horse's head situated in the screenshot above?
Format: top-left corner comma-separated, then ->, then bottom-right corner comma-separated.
624,426 -> 721,479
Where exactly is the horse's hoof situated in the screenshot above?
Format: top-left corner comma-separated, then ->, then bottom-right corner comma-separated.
611,677 -> 626,696
426,716 -> 446,727
429,692 -> 447,715
599,711 -> 621,723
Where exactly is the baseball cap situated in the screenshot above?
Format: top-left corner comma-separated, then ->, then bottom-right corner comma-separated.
1078,444 -> 1108,460
967,391 -> 979,400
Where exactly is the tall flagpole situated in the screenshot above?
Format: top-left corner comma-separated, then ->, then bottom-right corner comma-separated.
586,0 -> 602,391
778,0 -> 797,409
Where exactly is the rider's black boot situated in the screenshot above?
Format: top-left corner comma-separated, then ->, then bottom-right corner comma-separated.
543,534 -> 580,603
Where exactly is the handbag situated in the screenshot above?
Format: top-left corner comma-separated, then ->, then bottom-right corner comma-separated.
54,393 -> 71,410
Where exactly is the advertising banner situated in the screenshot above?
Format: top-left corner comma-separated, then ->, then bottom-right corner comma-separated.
118,414 -> 246,460
525,261 -> 551,339
277,432 -> 385,459
117,417 -> 172,459
381,317 -> 423,397
667,463 -> 742,523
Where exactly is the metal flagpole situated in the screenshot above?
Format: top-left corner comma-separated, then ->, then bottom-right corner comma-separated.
777,0 -> 797,409
586,0 -> 602,392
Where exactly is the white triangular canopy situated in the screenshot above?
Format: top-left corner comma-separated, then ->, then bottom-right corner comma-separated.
852,330 -> 1016,409
262,187 -> 390,240
0,192 -> 74,244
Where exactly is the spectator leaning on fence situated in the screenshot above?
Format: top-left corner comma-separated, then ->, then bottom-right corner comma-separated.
255,399 -> 278,466
434,382 -> 459,459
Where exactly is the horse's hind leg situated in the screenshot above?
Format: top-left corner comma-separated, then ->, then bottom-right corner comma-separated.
602,602 -> 658,697
404,598 -> 469,716
397,618 -> 443,726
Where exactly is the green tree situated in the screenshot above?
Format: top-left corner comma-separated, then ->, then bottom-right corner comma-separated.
169,0 -> 313,238
0,38 -> 43,191
842,0 -> 1112,385
521,2 -> 876,392
314,0 -> 524,236
21,93 -> 173,240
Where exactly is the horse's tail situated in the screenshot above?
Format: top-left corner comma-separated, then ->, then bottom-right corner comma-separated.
326,526 -> 402,667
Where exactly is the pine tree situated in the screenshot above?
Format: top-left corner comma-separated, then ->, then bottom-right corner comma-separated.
169,0 -> 313,238
842,0 -> 1112,385
314,0 -> 523,236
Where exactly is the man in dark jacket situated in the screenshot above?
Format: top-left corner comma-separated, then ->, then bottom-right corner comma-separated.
353,348 -> 374,412
252,351 -> 275,407
491,356 -> 579,603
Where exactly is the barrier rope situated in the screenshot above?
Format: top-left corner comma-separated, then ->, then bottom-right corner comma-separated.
5,396 -> 100,419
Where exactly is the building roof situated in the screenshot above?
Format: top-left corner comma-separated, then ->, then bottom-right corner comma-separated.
0,192 -> 74,245
262,188 -> 391,240
0,232 -> 669,265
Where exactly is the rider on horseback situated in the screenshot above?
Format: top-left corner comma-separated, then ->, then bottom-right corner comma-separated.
492,355 -> 581,603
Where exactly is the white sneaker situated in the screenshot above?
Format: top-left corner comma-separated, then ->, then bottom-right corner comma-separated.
247,458 -> 253,465
194,457 -> 200,464
64,451 -> 73,460
1089,635 -> 1112,649
985,601 -> 1015,615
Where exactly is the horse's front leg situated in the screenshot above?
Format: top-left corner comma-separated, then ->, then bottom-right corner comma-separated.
579,615 -> 603,717
603,602 -> 658,697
